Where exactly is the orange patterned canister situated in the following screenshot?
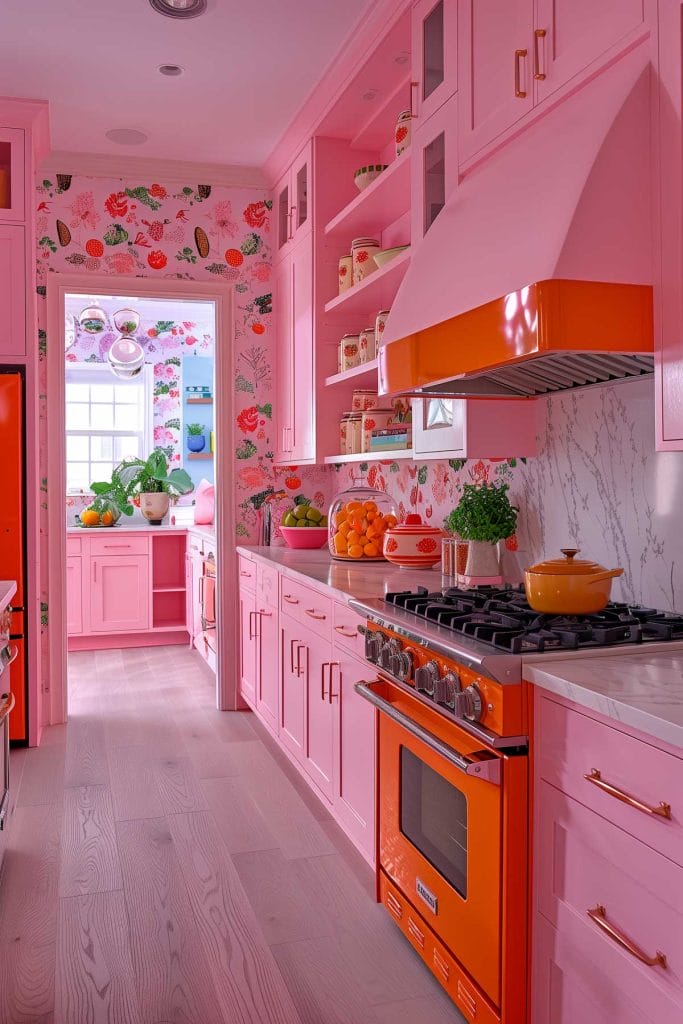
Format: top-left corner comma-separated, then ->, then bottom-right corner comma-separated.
351,237 -> 380,286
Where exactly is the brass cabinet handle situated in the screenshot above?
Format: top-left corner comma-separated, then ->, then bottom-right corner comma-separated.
239,570 -> 252,578
289,637 -> 297,673
288,205 -> 296,240
283,594 -> 299,605
258,609 -> 273,617
328,661 -> 340,704
587,905 -> 667,969
584,769 -> 671,820
514,48 -> 528,98
305,608 -> 326,621
533,28 -> 546,80
296,643 -> 306,678
334,625 -> 357,638
409,80 -> 419,117
321,661 -> 329,701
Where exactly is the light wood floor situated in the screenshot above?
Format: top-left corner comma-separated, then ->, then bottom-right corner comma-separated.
0,645 -> 465,1024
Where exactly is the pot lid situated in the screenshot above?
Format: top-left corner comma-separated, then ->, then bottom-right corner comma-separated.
527,548 -> 609,575
388,514 -> 444,535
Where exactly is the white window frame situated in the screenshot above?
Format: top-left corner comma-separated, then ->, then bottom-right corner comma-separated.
65,362 -> 154,494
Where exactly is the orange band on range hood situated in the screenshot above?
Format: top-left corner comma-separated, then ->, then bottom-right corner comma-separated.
379,279 -> 654,398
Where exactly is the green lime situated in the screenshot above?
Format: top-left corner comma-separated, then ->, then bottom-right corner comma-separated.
295,519 -> 308,527
284,513 -> 298,528
306,508 -> 322,523
294,505 -> 309,520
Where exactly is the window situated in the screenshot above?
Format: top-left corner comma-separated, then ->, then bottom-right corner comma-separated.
65,363 -> 153,493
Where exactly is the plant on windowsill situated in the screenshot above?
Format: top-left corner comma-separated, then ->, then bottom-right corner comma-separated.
91,449 -> 194,526
186,422 -> 206,453
445,481 -> 518,584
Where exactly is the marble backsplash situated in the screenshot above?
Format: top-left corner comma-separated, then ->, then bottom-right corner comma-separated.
517,377 -> 683,612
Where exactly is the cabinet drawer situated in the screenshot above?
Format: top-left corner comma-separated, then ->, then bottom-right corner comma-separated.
66,536 -> 81,555
536,783 -> 682,1023
537,693 -> 683,867
332,601 -> 365,657
256,562 -> 279,609
237,555 -> 256,591
280,577 -> 331,639
187,532 -> 206,557
89,535 -> 149,557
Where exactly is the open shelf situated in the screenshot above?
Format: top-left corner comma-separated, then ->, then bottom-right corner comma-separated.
152,585 -> 186,593
324,448 -> 414,464
152,588 -> 186,630
324,249 -> 410,317
187,452 -> 214,461
187,397 -> 213,405
325,358 -> 379,388
325,152 -> 410,238
152,534 -> 185,591
351,71 -> 412,151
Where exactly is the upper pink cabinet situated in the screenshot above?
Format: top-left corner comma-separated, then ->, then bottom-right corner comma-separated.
273,234 -> 314,464
411,92 -> 458,245
410,0 -> 458,124
0,128 -> 25,222
458,0 -> 650,164
275,141 -> 312,261
0,225 -> 26,358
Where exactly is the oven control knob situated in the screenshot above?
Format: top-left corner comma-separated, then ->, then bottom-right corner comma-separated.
434,671 -> 461,709
390,650 -> 413,681
415,660 -> 440,696
378,638 -> 401,671
454,685 -> 484,722
365,631 -> 384,664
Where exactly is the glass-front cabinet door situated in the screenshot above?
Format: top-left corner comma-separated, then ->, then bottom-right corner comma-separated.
411,95 -> 458,245
411,0 -> 458,123
290,141 -> 312,246
413,397 -> 466,456
0,128 -> 25,222
276,172 -> 290,255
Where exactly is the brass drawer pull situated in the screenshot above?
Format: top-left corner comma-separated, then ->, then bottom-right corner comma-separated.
514,48 -> 528,98
239,570 -> 252,578
334,625 -> 357,638
533,27 -> 546,80
587,905 -> 667,969
584,769 -> 671,819
305,608 -> 326,621
283,594 -> 299,605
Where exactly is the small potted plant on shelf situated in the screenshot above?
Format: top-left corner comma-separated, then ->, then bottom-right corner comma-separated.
186,422 -> 206,453
91,449 -> 194,525
445,481 -> 518,585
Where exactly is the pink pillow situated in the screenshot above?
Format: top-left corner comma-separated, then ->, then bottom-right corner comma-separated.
194,479 -> 215,525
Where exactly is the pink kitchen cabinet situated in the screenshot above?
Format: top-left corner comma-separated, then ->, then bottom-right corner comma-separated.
239,580 -> 257,707
90,555 -> 150,633
274,141 -> 312,262
256,601 -> 279,734
412,395 -> 538,458
279,613 -> 307,763
0,225 -> 26,358
303,631 -> 335,802
331,649 -> 376,862
65,556 -> 82,636
411,92 -> 458,244
411,0 -> 458,125
273,234 -> 314,465
0,127 -> 25,222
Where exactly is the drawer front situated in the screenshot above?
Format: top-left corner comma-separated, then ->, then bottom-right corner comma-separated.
536,782 -> 682,1021
537,693 -> 683,867
332,601 -> 365,657
89,535 -> 149,557
256,562 -> 279,609
66,536 -> 81,555
237,555 -> 256,591
187,532 -> 206,557
280,577 -> 332,639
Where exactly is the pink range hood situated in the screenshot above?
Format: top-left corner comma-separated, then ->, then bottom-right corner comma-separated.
379,46 -> 655,398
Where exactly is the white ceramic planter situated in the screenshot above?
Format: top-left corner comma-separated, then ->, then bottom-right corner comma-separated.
140,492 -> 170,525
462,540 -> 503,586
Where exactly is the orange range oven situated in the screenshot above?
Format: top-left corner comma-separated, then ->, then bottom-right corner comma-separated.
354,617 -> 529,1024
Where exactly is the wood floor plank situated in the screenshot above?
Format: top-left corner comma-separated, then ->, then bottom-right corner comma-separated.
372,995 -> 467,1024
64,713 -> 109,788
59,786 -> 123,898
153,756 -> 209,814
116,816 -> 227,1024
239,763 -> 334,861
169,811 -> 303,1024
231,849 -> 331,946
185,737 -> 242,779
107,747 -> 165,822
0,803 -> 62,1023
56,891 -> 142,1024
17,743 -> 66,806
202,776 -> 278,855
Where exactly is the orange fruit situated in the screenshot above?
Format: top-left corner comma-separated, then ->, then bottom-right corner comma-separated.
333,510 -> 346,527
338,520 -> 351,538
333,532 -> 348,554
347,529 -> 361,546
80,509 -> 100,527
385,514 -> 398,528
363,500 -> 378,512
101,510 -> 114,526
348,544 -> 364,559
346,501 -> 362,512
366,510 -> 377,522
364,543 -> 379,557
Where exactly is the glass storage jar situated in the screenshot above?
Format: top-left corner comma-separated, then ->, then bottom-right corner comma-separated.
328,486 -> 398,561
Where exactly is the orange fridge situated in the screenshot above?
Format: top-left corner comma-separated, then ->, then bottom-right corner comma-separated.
0,370 -> 27,742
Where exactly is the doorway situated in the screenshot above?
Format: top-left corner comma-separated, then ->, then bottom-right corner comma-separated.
46,274 -> 237,727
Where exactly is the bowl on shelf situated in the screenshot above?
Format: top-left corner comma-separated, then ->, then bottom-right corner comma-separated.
373,244 -> 410,269
280,526 -> 329,550
354,164 -> 388,192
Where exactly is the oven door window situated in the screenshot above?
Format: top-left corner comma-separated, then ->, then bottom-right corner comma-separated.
400,746 -> 467,897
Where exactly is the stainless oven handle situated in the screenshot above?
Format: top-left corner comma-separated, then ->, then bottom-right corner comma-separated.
354,681 -> 501,785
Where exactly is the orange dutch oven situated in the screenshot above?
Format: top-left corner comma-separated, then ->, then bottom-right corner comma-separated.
524,548 -> 624,615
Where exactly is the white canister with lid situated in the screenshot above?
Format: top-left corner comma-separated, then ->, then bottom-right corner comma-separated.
375,309 -> 390,346
351,237 -> 380,286
339,334 -> 360,372
395,110 -> 412,157
338,254 -> 352,294
359,327 -> 376,364
347,412 -> 363,454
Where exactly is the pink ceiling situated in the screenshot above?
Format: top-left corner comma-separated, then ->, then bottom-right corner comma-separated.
0,0 -> 375,167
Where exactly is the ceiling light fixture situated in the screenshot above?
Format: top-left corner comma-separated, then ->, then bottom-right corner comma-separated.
105,128 -> 149,146
148,0 -> 207,19
158,63 -> 184,76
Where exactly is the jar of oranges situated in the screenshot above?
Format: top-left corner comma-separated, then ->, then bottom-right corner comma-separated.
328,486 -> 398,561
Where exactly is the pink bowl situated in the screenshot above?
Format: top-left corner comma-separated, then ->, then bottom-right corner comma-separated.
280,526 -> 329,550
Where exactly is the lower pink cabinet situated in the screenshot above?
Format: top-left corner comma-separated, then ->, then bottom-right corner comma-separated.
239,581 -> 257,707
90,555 -> 150,633
532,692 -> 683,1024
65,556 -> 82,635
255,599 -> 279,733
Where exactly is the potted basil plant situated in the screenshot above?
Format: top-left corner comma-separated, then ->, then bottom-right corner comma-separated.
444,481 -> 518,584
186,422 -> 206,453
92,449 -> 194,525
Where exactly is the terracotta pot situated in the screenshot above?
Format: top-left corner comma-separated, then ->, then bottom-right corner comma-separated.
463,540 -> 503,585
524,548 -> 624,614
383,514 -> 445,568
140,492 -> 170,525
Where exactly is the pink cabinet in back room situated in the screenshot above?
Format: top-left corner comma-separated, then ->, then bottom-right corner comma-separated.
239,580 -> 257,707
273,235 -> 314,464
65,556 -> 82,636
89,555 -> 150,634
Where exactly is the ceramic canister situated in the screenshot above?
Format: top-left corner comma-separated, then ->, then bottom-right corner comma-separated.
338,254 -> 353,294
375,309 -> 390,346
339,414 -> 352,455
361,408 -> 395,453
339,334 -> 360,372
384,514 -> 445,568
358,327 -> 376,364
347,412 -> 363,454
351,237 -> 380,286
395,110 -> 412,158
352,389 -> 379,412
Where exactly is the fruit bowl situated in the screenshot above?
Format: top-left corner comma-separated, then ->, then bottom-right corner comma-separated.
280,526 -> 329,550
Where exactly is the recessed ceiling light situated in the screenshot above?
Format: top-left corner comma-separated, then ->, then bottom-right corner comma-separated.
148,0 -> 207,19
158,63 -> 184,76
362,89 -> 379,102
105,128 -> 149,146
394,51 -> 410,65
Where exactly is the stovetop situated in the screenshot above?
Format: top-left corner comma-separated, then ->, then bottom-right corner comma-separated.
383,585 -> 683,653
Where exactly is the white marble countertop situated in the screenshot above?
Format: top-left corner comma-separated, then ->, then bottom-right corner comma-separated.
67,522 -> 189,534
525,649 -> 683,750
0,580 -> 17,611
